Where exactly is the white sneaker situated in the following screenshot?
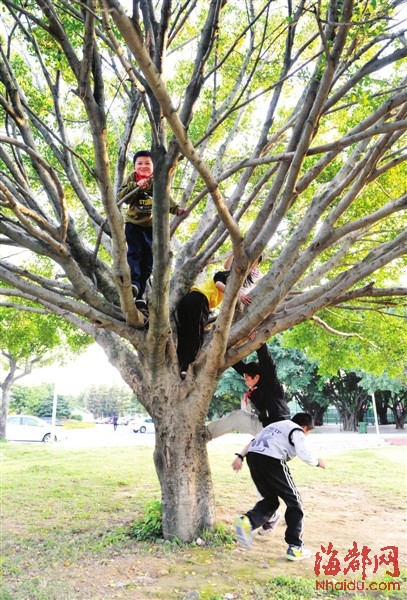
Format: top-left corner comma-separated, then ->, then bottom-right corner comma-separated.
258,511 -> 281,535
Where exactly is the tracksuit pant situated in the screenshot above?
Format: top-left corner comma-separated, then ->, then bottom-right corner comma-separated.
246,452 -> 304,547
176,291 -> 209,372
125,222 -> 153,298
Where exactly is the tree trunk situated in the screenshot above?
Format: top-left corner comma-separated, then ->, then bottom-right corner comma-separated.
377,404 -> 389,425
0,358 -> 16,439
313,405 -> 326,426
391,402 -> 406,430
154,421 -> 215,541
341,410 -> 356,431
0,387 -> 11,439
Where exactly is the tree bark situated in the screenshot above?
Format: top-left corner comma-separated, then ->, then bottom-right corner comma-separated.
1,356 -> 19,438
154,420 -> 215,541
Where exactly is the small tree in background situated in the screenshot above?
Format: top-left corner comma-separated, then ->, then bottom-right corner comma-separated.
0,305 -> 90,438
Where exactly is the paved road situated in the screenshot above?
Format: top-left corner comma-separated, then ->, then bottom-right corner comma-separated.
55,423 -> 406,453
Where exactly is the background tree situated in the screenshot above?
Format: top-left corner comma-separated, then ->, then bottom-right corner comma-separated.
323,370 -> 370,430
0,302 -> 90,438
359,371 -> 407,428
389,388 -> 407,428
9,383 -> 72,419
209,366 -> 246,419
0,1 -> 406,540
83,383 -> 143,417
272,342 -> 330,425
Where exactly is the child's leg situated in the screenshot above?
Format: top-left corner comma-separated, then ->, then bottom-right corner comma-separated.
247,453 -> 304,546
125,223 -> 143,293
176,292 -> 209,372
244,495 -> 280,530
207,410 -> 262,439
278,464 -> 304,548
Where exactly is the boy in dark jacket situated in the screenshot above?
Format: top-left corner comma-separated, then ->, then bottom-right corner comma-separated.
117,150 -> 185,300
207,342 -> 290,439
233,343 -> 290,426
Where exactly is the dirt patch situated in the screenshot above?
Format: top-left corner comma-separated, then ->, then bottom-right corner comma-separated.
17,483 -> 403,600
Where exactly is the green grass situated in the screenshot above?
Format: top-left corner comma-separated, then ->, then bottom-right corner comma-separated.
62,420 -> 95,429
1,442 -> 405,599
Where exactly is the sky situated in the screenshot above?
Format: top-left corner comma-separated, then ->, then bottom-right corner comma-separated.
22,344 -> 125,396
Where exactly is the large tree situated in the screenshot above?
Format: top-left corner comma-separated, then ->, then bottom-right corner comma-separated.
0,0 -> 406,540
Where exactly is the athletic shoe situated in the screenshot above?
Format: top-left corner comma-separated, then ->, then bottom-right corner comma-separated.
258,511 -> 281,535
131,285 -> 139,298
286,545 -> 312,561
235,515 -> 253,549
135,299 -> 148,311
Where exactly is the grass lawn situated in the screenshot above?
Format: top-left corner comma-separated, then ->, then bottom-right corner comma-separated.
1,440 -> 406,599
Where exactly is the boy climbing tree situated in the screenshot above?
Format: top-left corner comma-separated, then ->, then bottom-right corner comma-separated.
117,150 -> 185,304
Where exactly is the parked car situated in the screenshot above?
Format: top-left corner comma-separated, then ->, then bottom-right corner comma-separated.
129,417 -> 155,434
41,416 -> 64,426
6,415 -> 58,443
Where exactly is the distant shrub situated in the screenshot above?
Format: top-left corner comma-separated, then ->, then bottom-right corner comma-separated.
70,414 -> 83,421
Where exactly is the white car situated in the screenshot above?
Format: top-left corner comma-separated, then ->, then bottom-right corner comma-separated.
129,417 -> 155,434
6,415 -> 58,443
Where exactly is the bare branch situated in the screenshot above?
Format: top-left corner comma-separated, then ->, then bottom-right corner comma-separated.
311,315 -> 379,348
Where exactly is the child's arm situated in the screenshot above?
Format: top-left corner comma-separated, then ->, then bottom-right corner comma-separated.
224,253 -> 233,269
215,276 -> 251,304
231,441 -> 251,471
292,431 -> 326,468
117,174 -> 138,202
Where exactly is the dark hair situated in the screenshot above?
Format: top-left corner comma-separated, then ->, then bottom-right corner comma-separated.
133,150 -> 152,164
242,362 -> 261,377
291,412 -> 314,430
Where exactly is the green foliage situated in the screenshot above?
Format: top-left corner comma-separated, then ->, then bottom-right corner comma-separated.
69,414 -> 82,421
83,383 -> 142,418
209,368 -> 245,418
129,500 -> 163,541
199,523 -> 235,548
282,305 -> 407,381
9,384 -> 72,418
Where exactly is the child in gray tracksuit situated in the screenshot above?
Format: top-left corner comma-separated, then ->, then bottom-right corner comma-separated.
232,412 -> 326,561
